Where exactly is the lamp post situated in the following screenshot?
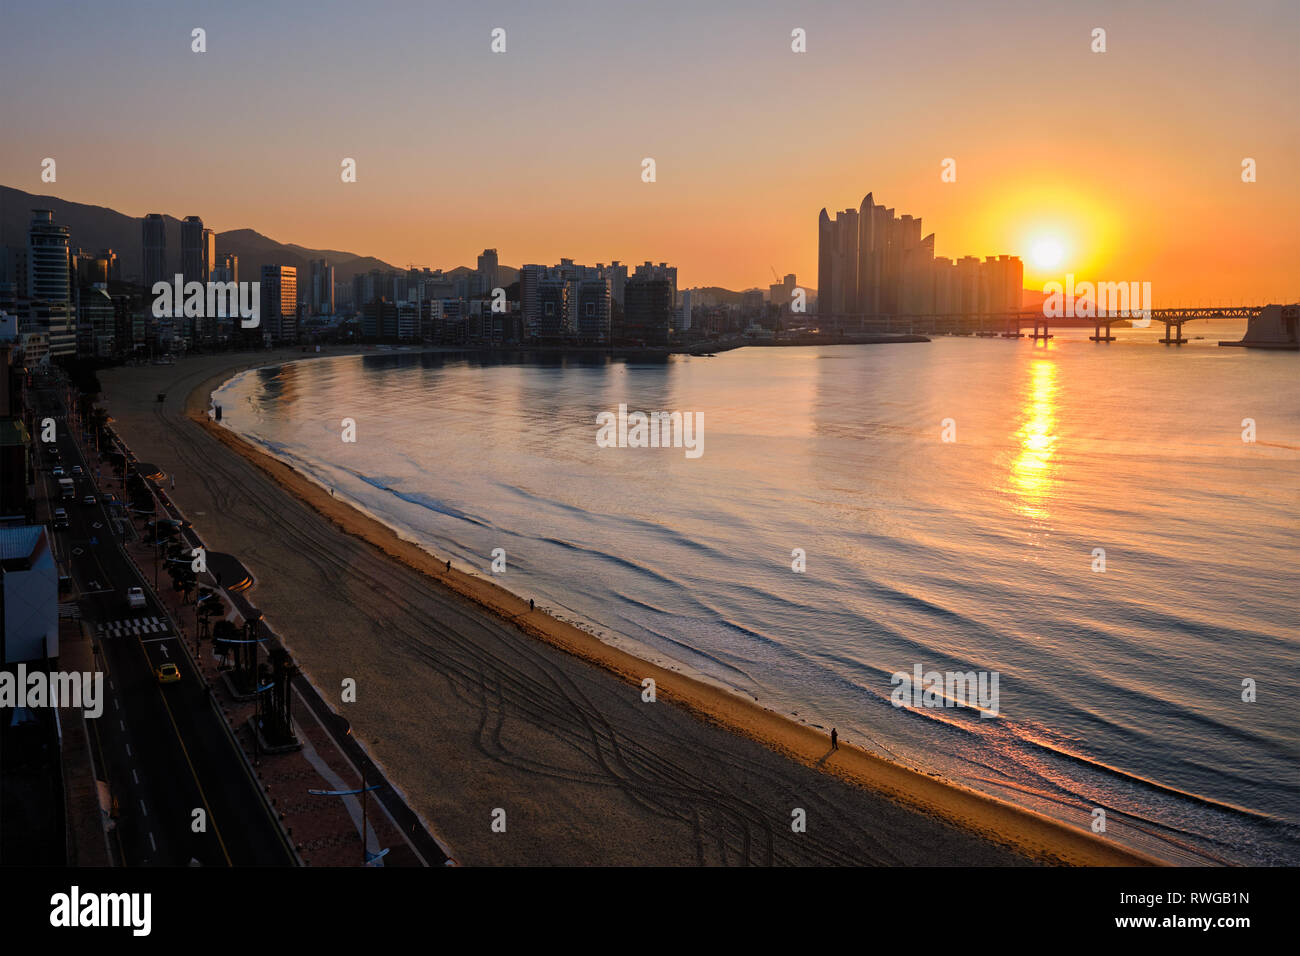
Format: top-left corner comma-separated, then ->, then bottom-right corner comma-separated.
307,713 -> 386,864
152,496 -> 160,590
308,773 -> 384,865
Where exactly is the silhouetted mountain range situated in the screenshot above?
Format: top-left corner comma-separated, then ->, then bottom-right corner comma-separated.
0,185 -> 517,288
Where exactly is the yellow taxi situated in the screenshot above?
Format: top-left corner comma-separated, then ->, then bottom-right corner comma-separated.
156,663 -> 181,684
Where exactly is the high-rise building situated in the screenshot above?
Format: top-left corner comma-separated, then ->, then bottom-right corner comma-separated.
575,278 -> 611,343
818,206 -> 860,315
955,256 -> 982,317
27,210 -> 75,357
396,300 -> 420,340
27,210 -> 69,305
111,292 -> 141,355
520,264 -> 545,337
203,228 -> 216,282
361,298 -> 399,340
820,192 -> 1021,320
622,276 -> 672,346
633,262 -> 677,307
77,285 -> 115,357
181,216 -> 207,286
477,249 -> 499,295
980,255 -> 1023,315
600,261 -> 628,307
0,246 -> 29,298
768,274 -> 797,313
310,259 -> 335,315
536,278 -> 570,339
259,265 -> 298,345
212,253 -> 238,285
73,248 -> 117,287
142,213 -> 167,290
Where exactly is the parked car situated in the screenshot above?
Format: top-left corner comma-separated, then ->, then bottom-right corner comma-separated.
126,587 -> 146,609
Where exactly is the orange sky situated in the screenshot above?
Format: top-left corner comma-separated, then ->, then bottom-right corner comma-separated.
4,1 -> 1297,302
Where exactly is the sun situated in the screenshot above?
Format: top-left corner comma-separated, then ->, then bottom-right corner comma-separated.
1030,237 -> 1065,270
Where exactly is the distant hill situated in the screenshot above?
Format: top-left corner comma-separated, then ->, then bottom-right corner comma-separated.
1022,288 -> 1047,310
686,285 -> 777,305
0,185 -> 515,287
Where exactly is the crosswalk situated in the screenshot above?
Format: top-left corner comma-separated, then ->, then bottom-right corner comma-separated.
99,616 -> 170,639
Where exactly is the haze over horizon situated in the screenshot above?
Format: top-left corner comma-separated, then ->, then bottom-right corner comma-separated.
2,0 -> 1296,301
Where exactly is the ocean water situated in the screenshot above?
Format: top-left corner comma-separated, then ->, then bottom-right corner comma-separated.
213,323 -> 1300,865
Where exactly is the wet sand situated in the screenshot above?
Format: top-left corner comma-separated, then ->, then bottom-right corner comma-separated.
98,349 -> 1156,866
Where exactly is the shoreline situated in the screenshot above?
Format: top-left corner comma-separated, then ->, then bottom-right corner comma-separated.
188,352 -> 1157,867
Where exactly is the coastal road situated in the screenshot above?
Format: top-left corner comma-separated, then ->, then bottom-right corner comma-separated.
34,382 -> 294,867
100,351 -> 1031,866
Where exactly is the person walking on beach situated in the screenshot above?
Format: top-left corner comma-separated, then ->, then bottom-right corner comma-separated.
830,728 -> 838,751
529,598 -> 535,612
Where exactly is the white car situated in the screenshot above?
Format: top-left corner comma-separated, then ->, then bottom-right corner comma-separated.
126,587 -> 146,609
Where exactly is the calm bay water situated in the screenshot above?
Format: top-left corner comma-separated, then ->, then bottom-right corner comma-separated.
214,323 -> 1300,864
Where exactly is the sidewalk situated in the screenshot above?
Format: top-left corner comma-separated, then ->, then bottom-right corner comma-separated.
90,438 -> 429,866
58,620 -> 112,866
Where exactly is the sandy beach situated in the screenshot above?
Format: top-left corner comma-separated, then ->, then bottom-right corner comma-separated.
98,349 -> 1157,866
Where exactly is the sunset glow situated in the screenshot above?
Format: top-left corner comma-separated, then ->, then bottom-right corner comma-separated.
1,2 -> 1295,302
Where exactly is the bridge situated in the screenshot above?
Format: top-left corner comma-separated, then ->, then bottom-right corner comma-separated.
809,306 -> 1271,345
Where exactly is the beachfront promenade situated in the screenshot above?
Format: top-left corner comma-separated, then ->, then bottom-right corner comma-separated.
96,348 -> 1148,866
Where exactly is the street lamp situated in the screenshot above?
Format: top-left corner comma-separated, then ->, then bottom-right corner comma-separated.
152,495 -> 160,590
307,714 -> 386,864
307,771 -> 386,865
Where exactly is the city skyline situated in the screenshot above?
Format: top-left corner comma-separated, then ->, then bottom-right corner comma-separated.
2,0 -> 1296,301
1,0 -> 1296,906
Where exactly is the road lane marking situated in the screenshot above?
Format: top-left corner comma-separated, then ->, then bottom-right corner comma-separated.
149,833 -> 157,852
132,769 -> 139,784
136,634 -> 233,867
140,799 -> 148,817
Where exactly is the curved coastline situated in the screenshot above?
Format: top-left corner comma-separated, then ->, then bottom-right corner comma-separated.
192,351 -> 1159,867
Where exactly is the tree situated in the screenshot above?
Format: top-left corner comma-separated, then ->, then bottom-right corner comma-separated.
169,564 -> 197,604
212,619 -> 238,667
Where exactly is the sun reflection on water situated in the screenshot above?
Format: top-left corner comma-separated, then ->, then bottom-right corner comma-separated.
1010,359 -> 1059,519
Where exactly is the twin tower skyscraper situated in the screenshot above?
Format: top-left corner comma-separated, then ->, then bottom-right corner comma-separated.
817,192 -> 1022,319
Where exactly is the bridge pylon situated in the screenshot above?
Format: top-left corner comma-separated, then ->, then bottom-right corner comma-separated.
1090,319 -> 1116,343
1160,318 -> 1188,345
